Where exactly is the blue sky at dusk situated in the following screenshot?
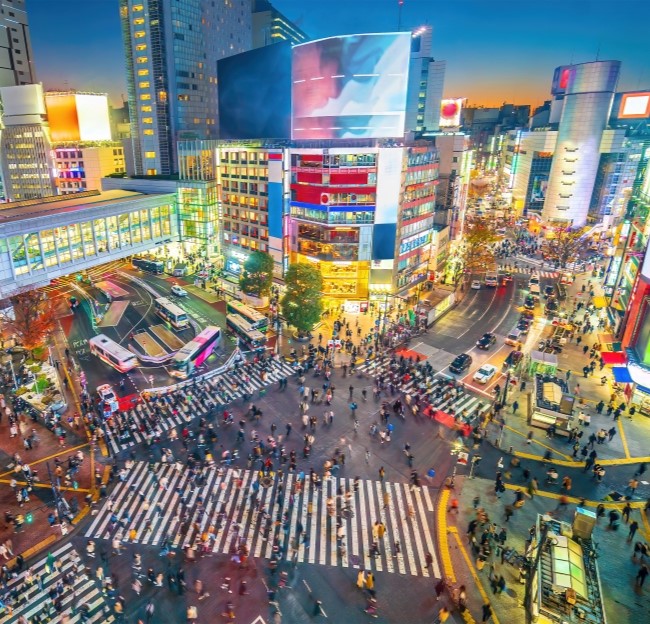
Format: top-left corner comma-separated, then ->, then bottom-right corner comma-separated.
29,0 -> 650,107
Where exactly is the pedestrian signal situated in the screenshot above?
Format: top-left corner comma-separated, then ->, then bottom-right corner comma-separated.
26,513 -> 33,523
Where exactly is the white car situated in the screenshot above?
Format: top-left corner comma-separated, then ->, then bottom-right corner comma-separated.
473,364 -> 498,384
171,285 -> 188,297
97,384 -> 119,413
471,280 -> 481,290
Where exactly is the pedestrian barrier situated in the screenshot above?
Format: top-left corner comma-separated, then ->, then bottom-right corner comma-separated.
85,463 -> 441,578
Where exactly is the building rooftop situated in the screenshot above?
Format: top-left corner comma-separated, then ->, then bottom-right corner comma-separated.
0,189 -> 158,225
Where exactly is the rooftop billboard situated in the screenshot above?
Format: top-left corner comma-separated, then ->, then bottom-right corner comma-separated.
45,92 -> 111,142
291,33 -> 410,140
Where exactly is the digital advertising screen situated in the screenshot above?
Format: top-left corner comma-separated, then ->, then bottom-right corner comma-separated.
218,42 -> 292,139
618,92 -> 650,119
75,94 -> 111,141
530,174 -> 549,202
291,33 -> 410,140
439,98 -> 464,128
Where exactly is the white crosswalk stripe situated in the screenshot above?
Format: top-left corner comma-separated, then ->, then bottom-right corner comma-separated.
85,463 -> 440,578
104,358 -> 296,454
497,265 -> 559,278
0,542 -> 114,623
354,359 -> 490,425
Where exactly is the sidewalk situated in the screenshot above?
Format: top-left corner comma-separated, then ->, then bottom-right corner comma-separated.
444,474 -> 650,624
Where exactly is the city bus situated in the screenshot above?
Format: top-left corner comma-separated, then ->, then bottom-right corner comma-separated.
89,334 -> 139,373
154,297 -> 189,330
226,314 -> 268,350
132,256 -> 164,274
226,300 -> 268,332
170,326 -> 221,379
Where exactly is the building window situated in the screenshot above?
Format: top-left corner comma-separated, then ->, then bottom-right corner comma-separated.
144,129 -> 154,135
142,117 -> 153,124
140,93 -> 151,100
133,18 -> 145,25
178,94 -> 190,101
136,43 -> 147,51
145,152 -> 156,159
138,69 -> 149,76
132,4 -> 144,11
134,30 -> 146,38
141,105 -> 152,112
147,169 -> 157,175
136,56 -> 148,64
139,81 -> 150,89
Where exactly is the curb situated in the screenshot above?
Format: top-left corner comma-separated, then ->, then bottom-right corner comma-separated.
6,533 -> 57,569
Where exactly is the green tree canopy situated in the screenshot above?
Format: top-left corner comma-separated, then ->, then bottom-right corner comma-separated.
458,216 -> 499,280
281,263 -> 323,336
543,226 -> 586,268
239,250 -> 274,297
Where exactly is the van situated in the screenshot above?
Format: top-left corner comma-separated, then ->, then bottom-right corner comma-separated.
485,273 -> 498,287
528,274 -> 540,287
505,328 -> 522,346
529,283 -> 541,298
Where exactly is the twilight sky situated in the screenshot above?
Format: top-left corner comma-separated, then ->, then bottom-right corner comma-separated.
29,0 -> 650,108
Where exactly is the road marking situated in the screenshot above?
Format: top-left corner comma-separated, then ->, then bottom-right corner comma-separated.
617,417 -> 631,459
437,489 -> 456,583
504,425 -> 574,461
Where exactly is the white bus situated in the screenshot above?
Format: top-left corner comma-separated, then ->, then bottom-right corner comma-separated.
154,297 -> 189,330
170,326 -> 221,379
226,314 -> 267,350
226,300 -> 268,332
89,334 -> 139,373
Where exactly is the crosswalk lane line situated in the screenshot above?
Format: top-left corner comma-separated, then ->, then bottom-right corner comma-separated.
385,479 -> 406,574
413,486 -> 441,578
392,484 -> 417,575
375,480 -> 393,573
403,485 -> 428,577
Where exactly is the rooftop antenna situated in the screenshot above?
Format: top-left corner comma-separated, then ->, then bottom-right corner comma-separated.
398,0 -> 404,31
595,41 -> 601,61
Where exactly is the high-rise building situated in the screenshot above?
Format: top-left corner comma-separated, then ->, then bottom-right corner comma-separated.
53,145 -> 126,195
543,61 -> 621,225
0,0 -> 35,87
0,84 -> 56,201
119,0 -> 252,176
405,26 -> 445,134
252,0 -> 307,48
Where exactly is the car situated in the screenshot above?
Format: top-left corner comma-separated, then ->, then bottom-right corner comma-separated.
171,285 -> 188,297
97,384 -> 119,414
476,332 -> 497,350
517,318 -> 531,334
471,280 -> 481,290
502,272 -> 513,282
523,295 -> 536,311
544,285 -> 555,298
473,364 -> 498,384
450,353 -> 473,375
545,298 -> 559,315
528,274 -> 540,287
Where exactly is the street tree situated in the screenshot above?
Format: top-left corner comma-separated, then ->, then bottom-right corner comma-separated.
281,263 -> 323,337
458,216 -> 499,282
0,288 -> 57,357
544,226 -> 585,268
239,250 -> 274,298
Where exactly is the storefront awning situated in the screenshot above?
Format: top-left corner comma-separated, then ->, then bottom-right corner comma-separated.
592,296 -> 608,309
598,333 -> 615,345
612,366 -> 633,383
601,351 -> 627,365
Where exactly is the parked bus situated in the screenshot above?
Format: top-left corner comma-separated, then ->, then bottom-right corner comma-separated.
132,256 -> 164,274
154,297 -> 189,330
89,334 -> 139,373
170,326 -> 221,379
226,314 -> 267,350
226,300 -> 268,332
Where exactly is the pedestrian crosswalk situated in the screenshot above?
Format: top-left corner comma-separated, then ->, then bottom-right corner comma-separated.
497,266 -> 559,278
0,542 -> 113,623
354,360 -> 490,425
85,463 -> 441,578
104,358 -> 296,454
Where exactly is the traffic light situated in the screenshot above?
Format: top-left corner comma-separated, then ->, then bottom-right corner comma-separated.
25,513 -> 33,523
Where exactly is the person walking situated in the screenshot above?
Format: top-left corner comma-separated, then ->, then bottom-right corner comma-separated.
512,400 -> 519,414
481,601 -> 493,622
434,578 -> 445,601
378,466 -> 385,482
636,563 -> 649,588
628,520 -> 639,542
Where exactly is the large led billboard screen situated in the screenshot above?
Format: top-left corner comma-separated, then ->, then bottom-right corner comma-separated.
291,33 -> 410,140
218,42 -> 292,139
45,93 -> 112,142
75,94 -> 111,141
439,98 -> 464,128
618,92 -> 650,119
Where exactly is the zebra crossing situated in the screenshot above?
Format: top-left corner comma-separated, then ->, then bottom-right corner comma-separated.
85,462 -> 441,578
497,266 -> 559,278
0,542 -> 113,623
355,359 -> 490,424
104,358 -> 296,454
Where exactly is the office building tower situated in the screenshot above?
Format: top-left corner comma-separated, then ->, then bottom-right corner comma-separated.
252,0 -> 307,48
119,0 -> 252,176
0,84 -> 56,201
0,0 -> 34,87
543,60 -> 620,225
405,26 -> 445,134
53,145 -> 126,195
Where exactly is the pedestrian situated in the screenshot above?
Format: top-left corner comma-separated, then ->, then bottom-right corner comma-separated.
437,607 -> 451,623
628,520 -> 639,542
434,577 -> 445,601
628,478 -> 639,495
636,564 -> 649,587
425,552 -> 433,569
608,426 -> 617,441
512,400 -> 519,414
379,466 -> 385,481
622,503 -> 631,523
481,601 -> 493,622
356,570 -> 365,589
